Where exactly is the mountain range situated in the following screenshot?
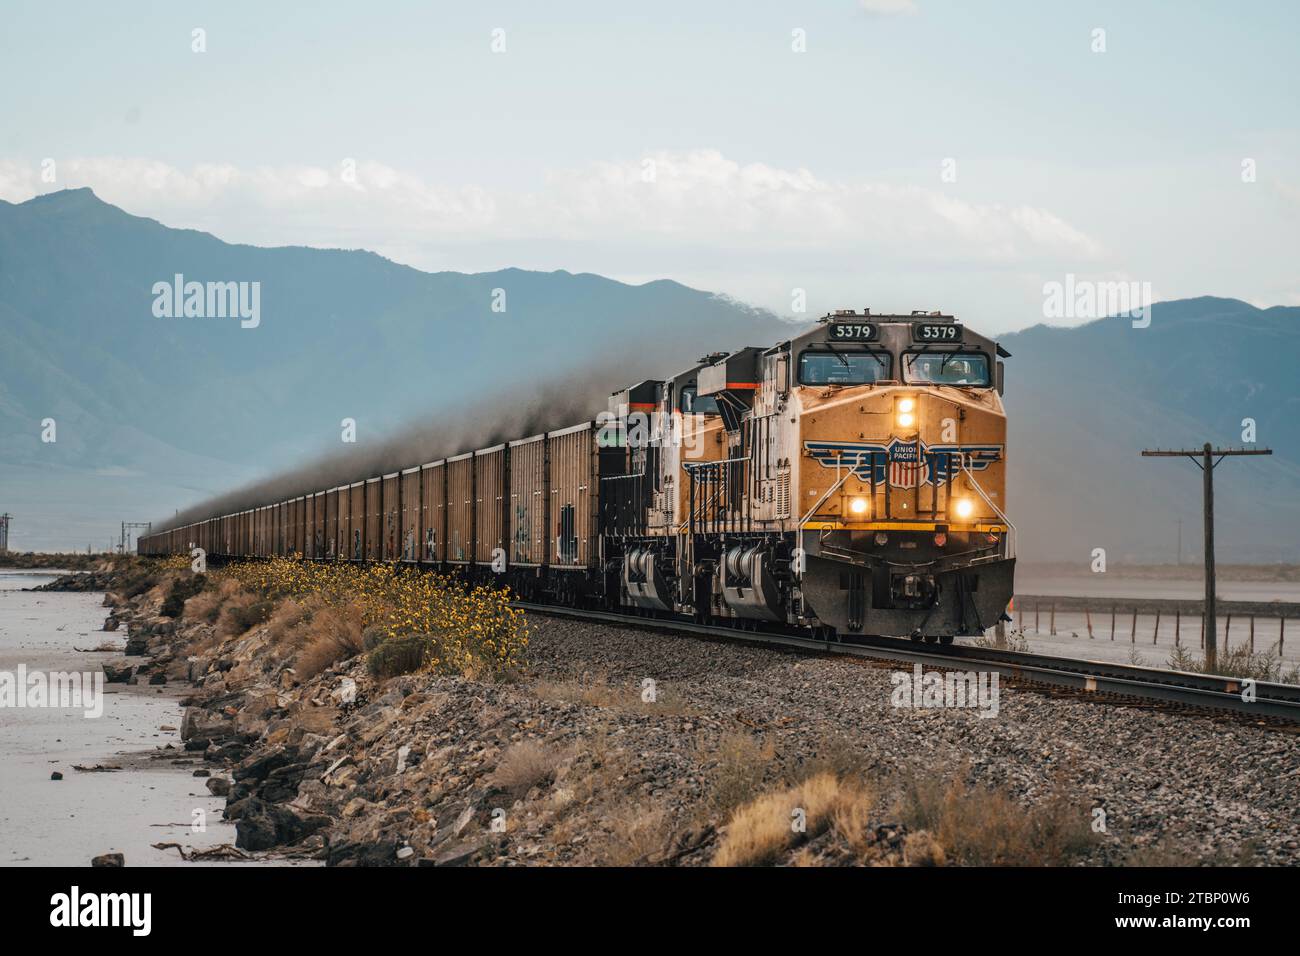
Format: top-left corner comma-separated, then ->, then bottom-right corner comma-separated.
1,188 -> 1295,562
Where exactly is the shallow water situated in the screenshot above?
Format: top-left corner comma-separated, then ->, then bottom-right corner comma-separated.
0,569 -> 267,866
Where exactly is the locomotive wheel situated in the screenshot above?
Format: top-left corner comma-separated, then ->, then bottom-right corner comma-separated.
938,634 -> 955,646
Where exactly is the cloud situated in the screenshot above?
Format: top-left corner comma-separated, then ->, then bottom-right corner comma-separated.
0,151 -> 1103,271
858,0 -> 918,15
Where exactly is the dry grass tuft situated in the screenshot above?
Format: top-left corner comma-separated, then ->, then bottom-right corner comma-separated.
184,578 -> 246,626
713,772 -> 872,867
593,804 -> 674,866
896,774 -> 1093,866
786,731 -> 868,784
489,740 -> 564,794
293,602 -> 365,679
708,731 -> 776,813
266,596 -> 315,643
1168,642 -> 1300,684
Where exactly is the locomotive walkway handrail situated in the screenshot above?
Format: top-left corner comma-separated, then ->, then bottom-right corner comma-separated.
797,451 -> 865,528
957,453 -> 1016,560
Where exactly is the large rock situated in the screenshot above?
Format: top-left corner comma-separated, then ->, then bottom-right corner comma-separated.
102,662 -> 133,683
234,799 -> 328,851
232,747 -> 297,784
91,852 -> 124,867
326,839 -> 401,867
180,706 -> 235,742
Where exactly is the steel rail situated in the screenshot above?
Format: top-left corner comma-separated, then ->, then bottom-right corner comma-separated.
514,602 -> 1300,722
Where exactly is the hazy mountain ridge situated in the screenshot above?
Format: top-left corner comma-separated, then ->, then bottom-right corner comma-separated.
0,188 -> 1294,560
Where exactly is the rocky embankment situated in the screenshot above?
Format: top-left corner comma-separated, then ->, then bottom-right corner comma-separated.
102,569 -> 1300,867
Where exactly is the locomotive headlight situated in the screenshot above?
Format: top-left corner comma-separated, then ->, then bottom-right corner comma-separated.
954,498 -> 975,519
895,395 -> 917,429
849,496 -> 869,515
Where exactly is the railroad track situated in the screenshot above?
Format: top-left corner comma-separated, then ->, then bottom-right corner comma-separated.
515,602 -> 1300,723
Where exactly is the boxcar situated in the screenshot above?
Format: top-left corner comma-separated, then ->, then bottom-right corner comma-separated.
346,482 -> 364,559
381,472 -> 400,561
475,445 -> 507,566
508,434 -> 547,566
446,453 -> 474,563
326,486 -> 341,559
399,467 -> 420,561
361,478 -> 377,561
548,422 -> 600,569
421,460 -> 446,562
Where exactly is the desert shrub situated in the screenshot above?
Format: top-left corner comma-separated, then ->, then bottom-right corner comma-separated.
160,573 -> 206,618
366,634 -> 430,678
265,596 -> 315,643
361,624 -> 390,651
226,599 -> 274,633
119,569 -> 157,599
295,603 -> 366,679
185,578 -> 246,625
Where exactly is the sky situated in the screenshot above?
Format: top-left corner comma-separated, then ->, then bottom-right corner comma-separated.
1,0 -> 1297,334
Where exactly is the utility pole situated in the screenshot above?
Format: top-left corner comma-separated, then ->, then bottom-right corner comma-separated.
119,521 -> 153,555
0,513 -> 11,552
1142,444 -> 1272,672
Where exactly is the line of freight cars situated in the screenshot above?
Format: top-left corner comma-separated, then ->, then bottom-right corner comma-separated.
142,421 -> 629,602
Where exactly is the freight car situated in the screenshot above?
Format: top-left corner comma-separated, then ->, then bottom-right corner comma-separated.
141,310 -> 1015,642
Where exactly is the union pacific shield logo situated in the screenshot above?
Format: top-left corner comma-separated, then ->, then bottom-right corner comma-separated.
889,441 -> 922,489
804,439 -> 1002,488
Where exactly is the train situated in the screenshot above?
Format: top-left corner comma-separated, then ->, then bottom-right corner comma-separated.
140,310 -> 1015,643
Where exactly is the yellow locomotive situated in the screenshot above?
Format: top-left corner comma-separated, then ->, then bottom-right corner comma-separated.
615,309 -> 1014,642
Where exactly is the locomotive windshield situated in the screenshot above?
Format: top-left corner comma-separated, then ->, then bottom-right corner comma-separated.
679,385 -> 720,414
798,349 -> 890,386
903,351 -> 991,386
